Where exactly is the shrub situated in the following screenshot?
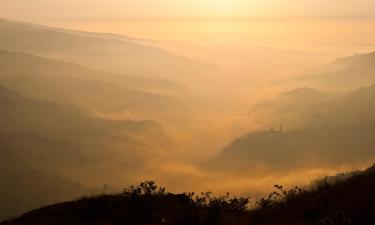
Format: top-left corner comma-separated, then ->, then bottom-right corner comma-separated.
123,181 -> 166,196
256,184 -> 306,210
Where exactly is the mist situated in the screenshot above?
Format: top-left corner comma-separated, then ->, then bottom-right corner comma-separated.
1,4 -> 375,221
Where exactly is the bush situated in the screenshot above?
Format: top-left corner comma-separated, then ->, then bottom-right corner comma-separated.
123,181 -> 250,212
123,181 -> 166,196
256,184 -> 306,210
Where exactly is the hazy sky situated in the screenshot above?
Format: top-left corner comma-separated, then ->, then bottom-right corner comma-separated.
1,0 -> 375,49
2,0 -> 375,21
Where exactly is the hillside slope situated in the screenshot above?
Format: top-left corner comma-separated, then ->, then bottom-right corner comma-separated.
210,85 -> 375,173
0,85 -> 168,219
289,51 -> 375,91
0,50 -> 184,117
249,87 -> 341,129
0,18 -> 217,83
2,165 -> 375,225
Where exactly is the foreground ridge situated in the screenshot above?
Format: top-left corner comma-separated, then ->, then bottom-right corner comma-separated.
2,165 -> 375,225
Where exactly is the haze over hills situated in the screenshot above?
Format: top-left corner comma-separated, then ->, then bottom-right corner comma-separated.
209,84 -> 375,173
0,82 -> 171,173
284,51 -> 375,91
250,50 -> 375,132
0,18 -> 242,122
133,42 -> 331,79
11,19 -> 328,79
2,0 -> 375,223
0,50 -> 186,119
0,84 -> 165,140
0,12 -> 375,225
249,87 -> 341,130
0,18 -> 218,84
0,84 -> 171,219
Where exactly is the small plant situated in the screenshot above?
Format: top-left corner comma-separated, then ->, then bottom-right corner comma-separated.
189,191 -> 250,212
256,184 -> 306,209
123,181 -> 250,212
123,181 -> 166,196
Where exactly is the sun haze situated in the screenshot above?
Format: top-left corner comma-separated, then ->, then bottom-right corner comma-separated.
1,0 -> 375,223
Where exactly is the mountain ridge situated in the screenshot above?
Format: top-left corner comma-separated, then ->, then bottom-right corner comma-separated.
0,18 -> 218,82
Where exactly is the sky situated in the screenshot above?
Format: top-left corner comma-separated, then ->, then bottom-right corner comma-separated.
1,0 -> 375,48
2,0 -> 375,21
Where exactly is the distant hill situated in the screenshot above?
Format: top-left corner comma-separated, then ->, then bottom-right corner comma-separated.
249,87 -> 340,130
0,50 -> 184,117
0,85 -> 169,220
0,83 -> 163,140
0,49 -> 184,92
281,87 -> 336,103
2,165 -> 375,225
0,18 -> 217,83
288,51 -> 375,91
255,87 -> 339,112
24,21 -> 322,79
0,84 -> 168,174
210,85 -> 375,173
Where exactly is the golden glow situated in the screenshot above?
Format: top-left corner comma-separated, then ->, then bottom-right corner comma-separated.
1,0 -> 375,199
1,0 -> 375,20
1,0 -> 375,51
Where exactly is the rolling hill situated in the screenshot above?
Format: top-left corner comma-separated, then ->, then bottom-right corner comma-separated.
0,50 -> 184,117
249,87 -> 341,129
0,18 -> 217,83
288,51 -> 375,91
209,85 -> 375,173
0,85 -> 169,219
0,83 -> 164,140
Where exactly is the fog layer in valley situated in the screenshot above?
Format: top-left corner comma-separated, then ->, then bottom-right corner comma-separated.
1,18 -> 375,220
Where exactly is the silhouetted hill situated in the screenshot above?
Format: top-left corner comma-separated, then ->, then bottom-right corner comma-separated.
211,85 -> 375,172
248,164 -> 375,225
210,127 -> 375,173
2,165 -> 375,225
